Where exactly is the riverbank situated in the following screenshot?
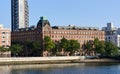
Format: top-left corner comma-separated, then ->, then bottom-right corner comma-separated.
0,56 -> 119,65
74,59 -> 120,63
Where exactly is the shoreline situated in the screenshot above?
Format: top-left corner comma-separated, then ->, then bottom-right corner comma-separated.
0,56 -> 119,65
74,59 -> 120,63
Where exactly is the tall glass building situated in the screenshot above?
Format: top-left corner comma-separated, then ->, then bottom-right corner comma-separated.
11,0 -> 29,31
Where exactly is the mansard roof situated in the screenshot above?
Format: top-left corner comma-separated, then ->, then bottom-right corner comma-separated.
52,25 -> 99,30
37,16 -> 50,28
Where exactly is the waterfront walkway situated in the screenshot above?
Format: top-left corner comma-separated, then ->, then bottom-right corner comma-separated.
0,56 -> 119,65
0,56 -> 85,65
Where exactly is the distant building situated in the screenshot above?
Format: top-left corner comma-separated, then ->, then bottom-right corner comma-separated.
11,0 -> 29,31
11,16 -> 105,48
102,23 -> 120,47
102,23 -> 117,31
0,24 -> 11,48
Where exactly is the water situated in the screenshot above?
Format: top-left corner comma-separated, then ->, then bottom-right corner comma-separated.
0,63 -> 120,74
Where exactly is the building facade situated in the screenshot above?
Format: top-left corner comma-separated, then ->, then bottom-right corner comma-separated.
11,0 -> 29,31
12,16 -> 105,48
0,24 -> 11,48
102,23 -> 120,47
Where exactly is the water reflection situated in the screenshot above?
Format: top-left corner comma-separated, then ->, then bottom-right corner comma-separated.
0,63 -> 120,74
0,66 -> 11,74
0,63 -> 84,74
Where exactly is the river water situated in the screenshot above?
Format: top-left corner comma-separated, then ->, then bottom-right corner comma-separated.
0,63 -> 120,74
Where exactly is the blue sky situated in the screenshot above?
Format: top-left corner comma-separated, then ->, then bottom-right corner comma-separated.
0,0 -> 120,29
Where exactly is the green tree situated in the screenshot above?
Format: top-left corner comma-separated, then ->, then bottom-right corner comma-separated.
93,38 -> 119,57
85,41 -> 93,51
94,38 -> 100,48
43,36 -> 55,51
97,41 -> 105,54
67,40 -> 80,53
52,42 -> 59,55
22,40 -> 41,56
0,47 -> 8,56
31,41 -> 41,56
84,41 -> 95,56
94,38 -> 105,54
59,38 -> 69,51
9,44 -> 23,57
105,42 -> 119,57
11,41 -> 41,56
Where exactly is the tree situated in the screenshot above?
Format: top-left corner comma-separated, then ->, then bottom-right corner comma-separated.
93,38 -> 119,57
51,41 -> 60,55
31,41 -> 41,56
84,41 -> 95,56
59,38 -> 69,51
11,40 -> 41,57
21,40 -> 41,56
94,38 -> 100,49
43,36 -> 55,51
0,47 -> 8,56
67,40 -> 80,53
97,41 -> 105,54
94,38 -> 105,55
9,44 -> 23,57
85,41 -> 93,51
104,42 -> 119,57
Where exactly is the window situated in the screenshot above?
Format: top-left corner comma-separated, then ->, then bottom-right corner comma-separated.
2,32 -> 5,34
2,36 -> 5,38
2,41 -> 5,43
6,45 -> 9,47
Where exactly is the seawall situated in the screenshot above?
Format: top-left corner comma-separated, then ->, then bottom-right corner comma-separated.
0,56 -> 85,65
0,56 -> 119,65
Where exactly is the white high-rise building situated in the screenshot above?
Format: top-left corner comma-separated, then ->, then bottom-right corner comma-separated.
102,23 -> 120,47
11,0 -> 29,31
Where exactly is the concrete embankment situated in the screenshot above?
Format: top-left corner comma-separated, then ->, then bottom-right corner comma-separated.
74,59 -> 120,63
0,56 -> 119,65
0,56 -> 85,65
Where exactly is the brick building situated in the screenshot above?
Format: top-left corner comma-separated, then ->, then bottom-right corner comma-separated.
11,16 -> 105,48
0,24 -> 11,48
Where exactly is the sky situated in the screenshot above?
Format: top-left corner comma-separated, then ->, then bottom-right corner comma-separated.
0,0 -> 120,29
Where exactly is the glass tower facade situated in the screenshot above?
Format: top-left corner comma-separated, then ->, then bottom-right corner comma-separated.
11,0 -> 29,31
